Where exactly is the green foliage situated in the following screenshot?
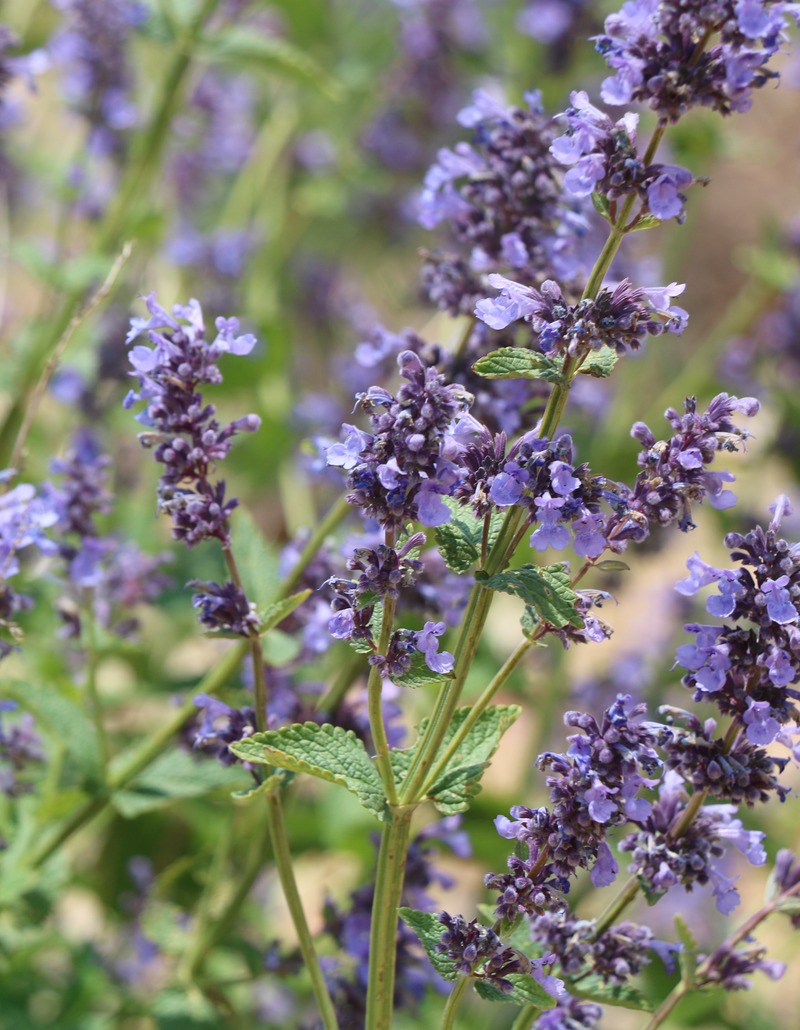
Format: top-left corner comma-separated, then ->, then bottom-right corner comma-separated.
569,976 -> 655,1012
259,588 -> 313,632
230,508 -> 282,612
436,497 -> 504,573
577,347 -> 618,378
473,973 -> 557,1008
472,347 -> 564,385
398,908 -> 458,981
674,914 -> 698,989
111,749 -> 249,818
477,563 -> 584,629
392,705 -> 521,812
230,723 -> 389,820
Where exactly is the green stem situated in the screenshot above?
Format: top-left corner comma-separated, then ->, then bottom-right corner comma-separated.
367,591 -> 400,804
83,595 -> 109,781
365,805 -> 415,1030
441,976 -> 470,1030
510,1004 -> 541,1030
264,788 -> 340,1030
420,637 -> 533,796
593,876 -> 642,939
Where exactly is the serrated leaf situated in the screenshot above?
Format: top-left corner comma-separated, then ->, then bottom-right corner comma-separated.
474,972 -> 557,1008
231,769 -> 292,801
674,915 -> 697,989
436,497 -> 503,574
424,705 -> 522,813
111,750 -> 248,818
259,589 -> 312,633
577,347 -> 618,378
477,564 -> 583,629
229,723 -> 388,820
198,29 -> 343,100
230,508 -> 281,611
472,348 -> 564,384
569,976 -> 654,1012
399,908 -> 459,982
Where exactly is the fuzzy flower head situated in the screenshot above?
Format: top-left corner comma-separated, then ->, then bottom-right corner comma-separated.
326,351 -> 474,530
475,274 -> 688,355
595,0 -> 800,122
551,90 -> 695,220
125,294 -> 260,547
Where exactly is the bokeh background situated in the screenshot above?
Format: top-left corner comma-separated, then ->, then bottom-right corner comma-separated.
1,1 -> 799,1028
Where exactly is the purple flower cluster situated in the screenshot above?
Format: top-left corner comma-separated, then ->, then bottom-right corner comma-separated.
620,769 -> 766,914
326,350 -> 473,529
476,274 -> 688,354
125,293 -> 260,548
418,91 -> 574,302
435,912 -> 563,997
673,496 -> 800,748
595,0 -> 800,121
43,428 -> 171,639
619,392 -> 759,535
0,474 -> 59,658
551,91 -> 695,221
0,700 -> 43,796
486,695 -> 660,914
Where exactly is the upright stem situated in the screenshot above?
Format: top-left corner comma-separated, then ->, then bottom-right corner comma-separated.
365,805 -> 415,1030
510,1005 -> 541,1030
265,788 -> 340,1030
368,591 -> 400,804
440,976 -> 470,1030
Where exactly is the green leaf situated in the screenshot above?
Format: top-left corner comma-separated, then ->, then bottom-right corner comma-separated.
198,29 -> 344,100
674,915 -> 698,989
422,705 -> 522,813
229,723 -> 388,820
629,213 -> 663,232
474,973 -> 558,1008
477,564 -> 583,629
592,192 -> 612,221
230,508 -> 281,611
261,628 -> 302,666
776,897 -> 800,916
436,498 -> 504,574
570,976 -> 654,1012
577,347 -> 618,378
259,589 -> 312,633
231,769 -> 293,801
1,681 -> 102,782
111,750 -> 248,819
472,348 -> 564,385
594,559 -> 630,572
398,908 -> 458,982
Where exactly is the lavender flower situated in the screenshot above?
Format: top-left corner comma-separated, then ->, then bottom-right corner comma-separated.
0,701 -> 44,796
673,499 -> 800,739
326,351 -> 472,529
551,91 -> 696,221
699,942 -> 785,990
595,0 -> 800,121
475,274 -> 688,353
125,293 -> 260,547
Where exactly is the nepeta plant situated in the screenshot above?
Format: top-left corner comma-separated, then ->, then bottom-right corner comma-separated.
2,2 -> 800,1029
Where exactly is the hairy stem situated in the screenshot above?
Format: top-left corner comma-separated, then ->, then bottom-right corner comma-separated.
365,805 -> 415,1030
440,976 -> 470,1030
